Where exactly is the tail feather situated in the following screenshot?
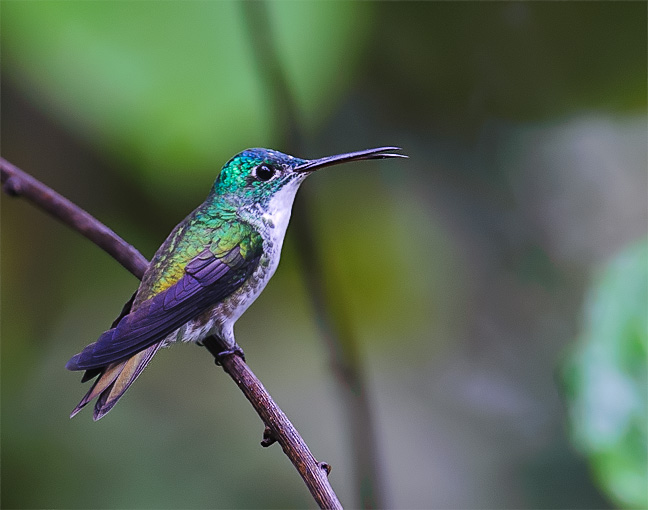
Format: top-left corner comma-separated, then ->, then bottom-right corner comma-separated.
93,343 -> 162,420
70,361 -> 126,418
70,342 -> 163,420
80,367 -> 103,383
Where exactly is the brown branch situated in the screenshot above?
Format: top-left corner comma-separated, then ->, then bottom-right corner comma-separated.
0,157 -> 342,510
0,157 -> 149,278
202,338 -> 340,508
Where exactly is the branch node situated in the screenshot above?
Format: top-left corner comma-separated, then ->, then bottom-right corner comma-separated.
261,425 -> 278,447
319,462 -> 332,476
3,176 -> 22,196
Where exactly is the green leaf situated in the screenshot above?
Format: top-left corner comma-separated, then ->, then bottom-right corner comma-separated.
564,239 -> 648,508
2,1 -> 372,200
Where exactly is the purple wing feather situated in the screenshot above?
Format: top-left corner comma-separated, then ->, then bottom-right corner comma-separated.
66,245 -> 260,371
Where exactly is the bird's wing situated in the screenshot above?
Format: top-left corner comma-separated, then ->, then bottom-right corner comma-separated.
66,240 -> 262,371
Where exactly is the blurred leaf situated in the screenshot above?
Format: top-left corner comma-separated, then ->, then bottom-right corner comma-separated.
1,1 -> 371,201
309,168 -> 466,352
564,239 -> 648,509
2,1 -> 264,194
266,1 -> 372,127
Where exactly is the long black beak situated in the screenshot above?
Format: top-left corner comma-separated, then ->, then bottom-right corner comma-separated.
294,146 -> 407,173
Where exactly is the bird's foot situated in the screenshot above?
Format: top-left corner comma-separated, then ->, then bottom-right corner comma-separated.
199,336 -> 245,364
213,345 -> 246,366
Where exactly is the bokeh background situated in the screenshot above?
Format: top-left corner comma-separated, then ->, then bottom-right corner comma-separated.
1,2 -> 646,509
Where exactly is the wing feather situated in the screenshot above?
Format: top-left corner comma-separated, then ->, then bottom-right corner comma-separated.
66,243 -> 260,371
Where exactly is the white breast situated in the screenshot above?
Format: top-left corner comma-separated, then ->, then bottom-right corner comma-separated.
261,176 -> 305,248
209,176 -> 307,345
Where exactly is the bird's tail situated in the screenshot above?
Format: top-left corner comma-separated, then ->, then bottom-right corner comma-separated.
70,342 -> 163,420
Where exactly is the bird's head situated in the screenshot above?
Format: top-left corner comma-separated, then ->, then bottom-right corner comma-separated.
212,146 -> 406,208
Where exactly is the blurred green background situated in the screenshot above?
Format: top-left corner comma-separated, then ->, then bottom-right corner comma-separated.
1,1 -> 646,508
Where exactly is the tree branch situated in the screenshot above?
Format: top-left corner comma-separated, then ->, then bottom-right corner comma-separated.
0,156 -> 342,510
0,157 -> 149,278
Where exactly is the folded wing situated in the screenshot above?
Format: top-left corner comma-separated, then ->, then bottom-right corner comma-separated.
66,244 -> 261,371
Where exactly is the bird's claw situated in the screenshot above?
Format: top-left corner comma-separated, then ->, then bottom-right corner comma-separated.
214,346 -> 245,366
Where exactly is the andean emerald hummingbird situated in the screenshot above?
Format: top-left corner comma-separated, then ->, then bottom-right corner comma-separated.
67,146 -> 407,420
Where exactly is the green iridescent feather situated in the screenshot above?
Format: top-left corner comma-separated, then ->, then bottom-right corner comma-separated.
136,205 -> 262,303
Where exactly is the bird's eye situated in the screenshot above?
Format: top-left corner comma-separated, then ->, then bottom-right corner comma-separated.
254,164 -> 276,182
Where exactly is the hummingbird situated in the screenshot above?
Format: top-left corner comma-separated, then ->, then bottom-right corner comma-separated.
67,146 -> 406,420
